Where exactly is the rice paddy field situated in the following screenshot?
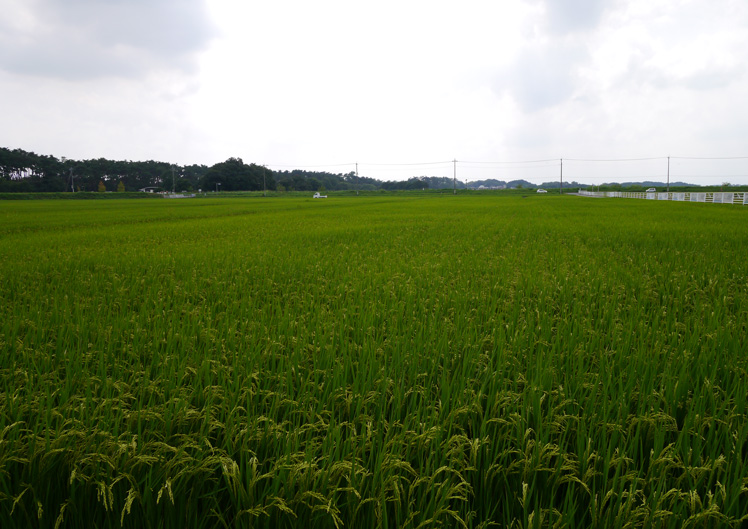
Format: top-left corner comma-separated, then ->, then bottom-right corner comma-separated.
1,194 -> 747,528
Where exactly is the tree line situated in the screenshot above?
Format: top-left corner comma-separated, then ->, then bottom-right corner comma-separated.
0,147 -> 210,193
4,146 -> 719,194
0,147 -> 448,193
0,149 -> 281,193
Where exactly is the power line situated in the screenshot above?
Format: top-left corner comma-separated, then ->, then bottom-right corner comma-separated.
266,162 -> 356,168
670,174 -> 748,178
671,156 -> 748,160
361,160 -> 453,166
564,157 -> 665,162
265,156 -> 748,168
261,156 -> 748,186
460,158 -> 558,164
463,163 -> 560,170
357,166 -> 453,172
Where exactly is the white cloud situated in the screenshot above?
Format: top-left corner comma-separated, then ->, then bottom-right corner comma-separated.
0,0 -> 216,80
0,0 -> 747,184
542,0 -> 608,34
503,41 -> 586,112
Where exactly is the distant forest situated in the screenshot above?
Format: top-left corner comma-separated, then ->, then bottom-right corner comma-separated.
0,147 -> 451,193
1,147 -> 487,193
1,146 -> 703,193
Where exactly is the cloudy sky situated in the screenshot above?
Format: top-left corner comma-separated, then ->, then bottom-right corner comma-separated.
1,0 -> 747,185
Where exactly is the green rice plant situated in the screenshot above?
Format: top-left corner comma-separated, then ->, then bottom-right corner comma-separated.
1,195 -> 747,527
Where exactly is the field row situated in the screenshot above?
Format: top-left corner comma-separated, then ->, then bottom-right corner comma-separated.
1,195 -> 747,528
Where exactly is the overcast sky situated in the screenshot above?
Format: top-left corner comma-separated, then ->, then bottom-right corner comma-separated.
2,0 -> 747,185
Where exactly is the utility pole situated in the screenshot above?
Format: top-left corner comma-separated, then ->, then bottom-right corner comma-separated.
261,164 -> 266,197
355,162 -> 359,196
667,156 -> 670,193
453,159 -> 457,195
172,166 -> 176,193
62,157 -> 75,192
355,162 -> 359,195
560,158 -> 563,194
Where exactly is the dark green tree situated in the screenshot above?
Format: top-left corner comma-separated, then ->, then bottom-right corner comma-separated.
200,158 -> 275,192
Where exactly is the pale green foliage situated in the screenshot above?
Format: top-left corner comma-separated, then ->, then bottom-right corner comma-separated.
1,196 -> 747,527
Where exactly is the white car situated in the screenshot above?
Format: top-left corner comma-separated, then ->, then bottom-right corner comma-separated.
645,188 -> 656,193
536,189 -> 547,193
313,192 -> 327,198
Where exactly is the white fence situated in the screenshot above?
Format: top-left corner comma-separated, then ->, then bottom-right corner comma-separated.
578,190 -> 748,205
